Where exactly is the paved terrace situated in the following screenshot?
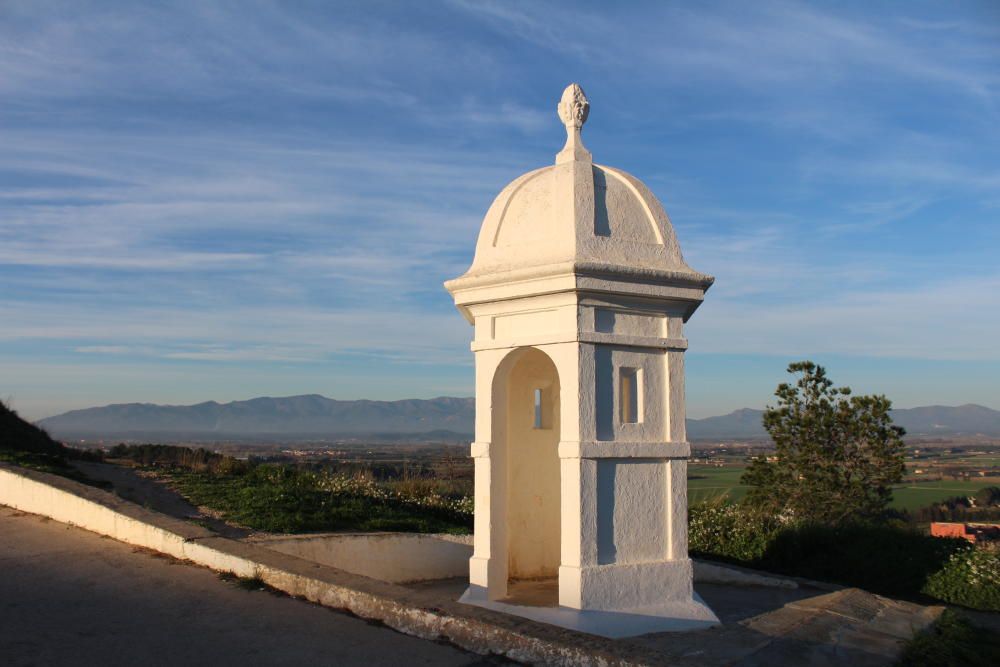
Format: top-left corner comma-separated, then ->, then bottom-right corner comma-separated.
0,507 -> 498,667
1,462 -> 944,666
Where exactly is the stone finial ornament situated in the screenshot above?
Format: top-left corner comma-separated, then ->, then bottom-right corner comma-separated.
558,83 -> 589,129
556,83 -> 592,164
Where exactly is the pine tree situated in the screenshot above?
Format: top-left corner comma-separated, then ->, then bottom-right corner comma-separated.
741,361 -> 906,524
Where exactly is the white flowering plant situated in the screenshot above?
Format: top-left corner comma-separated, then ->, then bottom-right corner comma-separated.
923,544 -> 1000,611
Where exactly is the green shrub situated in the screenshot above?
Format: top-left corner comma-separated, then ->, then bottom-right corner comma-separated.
109,443 -> 234,472
975,486 -> 1000,507
758,521 -> 966,598
689,501 -> 976,602
689,501 -> 784,562
896,609 -> 1000,667
166,463 -> 472,534
922,546 -> 1000,611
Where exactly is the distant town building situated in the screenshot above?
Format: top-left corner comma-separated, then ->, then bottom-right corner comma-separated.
930,522 -> 1000,544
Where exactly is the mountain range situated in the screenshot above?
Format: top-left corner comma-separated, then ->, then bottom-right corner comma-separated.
36,395 -> 1000,442
685,404 -> 1000,440
39,395 -> 475,442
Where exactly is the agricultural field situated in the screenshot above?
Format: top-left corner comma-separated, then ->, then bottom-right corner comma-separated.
688,449 -> 1000,511
890,479 -> 1000,511
687,465 -> 750,504
686,463 -> 1000,510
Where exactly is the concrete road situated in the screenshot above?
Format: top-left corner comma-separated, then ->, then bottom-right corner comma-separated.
0,507 -> 499,667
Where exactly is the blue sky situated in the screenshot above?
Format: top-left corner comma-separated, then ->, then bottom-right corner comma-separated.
2,1 -> 999,420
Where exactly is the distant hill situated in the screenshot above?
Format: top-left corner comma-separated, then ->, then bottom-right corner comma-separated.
687,408 -> 768,439
686,404 -> 1000,440
37,396 -> 1000,442
890,404 -> 1000,436
39,395 -> 476,442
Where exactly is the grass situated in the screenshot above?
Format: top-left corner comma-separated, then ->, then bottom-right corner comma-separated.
218,571 -> 282,594
685,465 -> 1000,510
892,480 -> 1000,511
163,464 -> 472,534
896,609 -> 1000,667
687,465 -> 750,504
0,448 -> 73,475
0,448 -> 111,490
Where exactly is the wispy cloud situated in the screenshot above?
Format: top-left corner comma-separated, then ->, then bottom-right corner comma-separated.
690,273 -> 1000,362
2,1 -> 998,418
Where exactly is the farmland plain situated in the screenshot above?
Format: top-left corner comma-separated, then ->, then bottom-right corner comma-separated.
686,464 -> 1000,509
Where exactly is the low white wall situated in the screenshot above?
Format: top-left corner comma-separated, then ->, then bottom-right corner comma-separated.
0,464 -> 796,592
250,532 -> 798,589
0,465 -> 259,577
250,533 -> 473,583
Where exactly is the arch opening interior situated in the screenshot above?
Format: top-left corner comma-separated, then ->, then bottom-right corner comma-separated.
500,348 -> 561,588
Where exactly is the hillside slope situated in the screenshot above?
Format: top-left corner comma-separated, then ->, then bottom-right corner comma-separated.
1,401 -> 65,455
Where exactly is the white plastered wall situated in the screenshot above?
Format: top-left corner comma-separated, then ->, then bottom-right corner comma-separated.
467,294 -> 696,610
558,302 -> 694,610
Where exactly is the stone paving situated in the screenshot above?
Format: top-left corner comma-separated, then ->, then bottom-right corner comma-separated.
406,576 -> 941,666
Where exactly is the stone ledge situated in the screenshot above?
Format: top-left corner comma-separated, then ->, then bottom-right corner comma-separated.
558,440 -> 691,459
471,333 -> 689,353
692,557 -> 845,592
692,560 -> 799,590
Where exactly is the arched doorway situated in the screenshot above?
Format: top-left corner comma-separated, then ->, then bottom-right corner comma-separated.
493,347 -> 561,593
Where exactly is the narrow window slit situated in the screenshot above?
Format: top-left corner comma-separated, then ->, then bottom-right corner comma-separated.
534,388 -> 543,428
620,368 -> 641,424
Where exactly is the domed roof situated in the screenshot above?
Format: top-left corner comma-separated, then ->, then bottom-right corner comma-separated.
447,84 -> 712,305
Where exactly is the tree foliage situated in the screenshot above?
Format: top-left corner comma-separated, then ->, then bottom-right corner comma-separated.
741,361 -> 906,524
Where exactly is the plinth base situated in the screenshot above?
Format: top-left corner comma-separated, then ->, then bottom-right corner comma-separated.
459,583 -> 719,638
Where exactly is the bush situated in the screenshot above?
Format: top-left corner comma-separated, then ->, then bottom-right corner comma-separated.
896,609 -> 1000,667
922,546 -> 1000,611
689,501 -> 784,562
689,501 -> 977,602
107,443 -> 473,534
758,521 -> 965,598
165,463 -> 472,534
909,494 -> 1000,523
975,486 -> 1000,507
109,443 -> 237,472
